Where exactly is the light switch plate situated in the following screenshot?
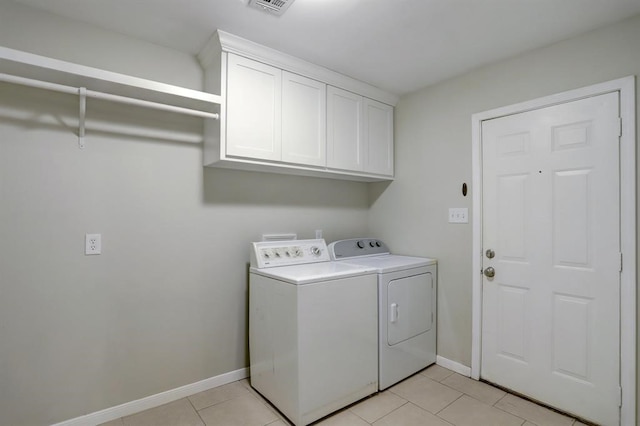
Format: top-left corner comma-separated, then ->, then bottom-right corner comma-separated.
448,208 -> 469,224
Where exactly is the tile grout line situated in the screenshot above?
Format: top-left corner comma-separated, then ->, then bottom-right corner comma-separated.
347,404 -> 374,424
367,398 -> 410,424
420,367 -> 455,383
491,393 -> 580,425
485,394 -> 532,425
364,397 -> 410,424
247,387 -> 294,425
489,394 -> 529,424
493,392 -> 510,407
186,396 -> 207,426
434,392 -> 465,416
432,382 -> 533,426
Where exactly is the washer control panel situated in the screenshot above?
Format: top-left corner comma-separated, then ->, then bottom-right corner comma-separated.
328,238 -> 390,259
251,239 -> 329,268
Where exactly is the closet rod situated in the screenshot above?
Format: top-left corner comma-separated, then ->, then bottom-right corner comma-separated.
0,73 -> 220,120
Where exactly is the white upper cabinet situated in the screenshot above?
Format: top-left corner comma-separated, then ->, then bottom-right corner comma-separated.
226,53 -> 282,161
282,71 -> 326,167
327,86 -> 365,172
364,98 -> 394,176
198,30 -> 397,182
226,56 -> 326,167
327,87 -> 394,177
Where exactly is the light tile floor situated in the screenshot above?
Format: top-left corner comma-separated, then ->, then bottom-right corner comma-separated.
99,365 -> 591,426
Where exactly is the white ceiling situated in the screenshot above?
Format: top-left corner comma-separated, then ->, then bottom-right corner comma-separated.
10,0 -> 640,95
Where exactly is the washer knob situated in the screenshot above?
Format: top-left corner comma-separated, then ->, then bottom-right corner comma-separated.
369,241 -> 375,247
310,246 -> 321,256
356,241 -> 365,249
375,241 -> 381,247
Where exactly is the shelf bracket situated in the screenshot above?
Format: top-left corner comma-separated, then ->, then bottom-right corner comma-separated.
78,87 -> 86,149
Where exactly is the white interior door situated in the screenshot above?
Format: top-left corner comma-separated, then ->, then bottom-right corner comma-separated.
481,92 -> 620,426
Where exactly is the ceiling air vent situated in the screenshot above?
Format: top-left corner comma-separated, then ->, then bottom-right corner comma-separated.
248,0 -> 296,16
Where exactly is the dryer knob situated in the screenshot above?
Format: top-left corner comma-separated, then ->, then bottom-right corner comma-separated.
375,241 -> 381,247
369,241 -> 375,247
356,240 -> 365,249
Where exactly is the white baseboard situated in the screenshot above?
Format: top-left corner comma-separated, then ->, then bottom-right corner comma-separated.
436,355 -> 471,377
51,367 -> 249,426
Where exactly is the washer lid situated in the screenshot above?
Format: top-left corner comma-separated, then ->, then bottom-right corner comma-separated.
250,262 -> 376,285
339,255 -> 436,273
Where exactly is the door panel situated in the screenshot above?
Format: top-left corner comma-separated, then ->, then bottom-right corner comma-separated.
552,294 -> 590,380
553,169 -> 591,267
497,284 -> 529,363
481,92 -> 620,426
497,173 -> 529,260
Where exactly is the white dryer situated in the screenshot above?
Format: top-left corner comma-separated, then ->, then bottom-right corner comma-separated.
249,239 -> 378,426
329,238 -> 437,390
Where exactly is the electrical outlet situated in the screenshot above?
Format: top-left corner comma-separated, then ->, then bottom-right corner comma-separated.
85,233 -> 102,255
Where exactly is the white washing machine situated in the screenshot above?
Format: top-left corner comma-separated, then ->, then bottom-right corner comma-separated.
329,238 -> 437,390
249,239 -> 378,426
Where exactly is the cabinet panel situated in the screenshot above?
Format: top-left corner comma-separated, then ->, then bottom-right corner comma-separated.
327,86 -> 365,171
282,71 -> 326,167
226,53 -> 282,161
365,98 -> 394,176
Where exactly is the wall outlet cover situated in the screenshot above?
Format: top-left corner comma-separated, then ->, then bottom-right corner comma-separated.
85,233 -> 102,255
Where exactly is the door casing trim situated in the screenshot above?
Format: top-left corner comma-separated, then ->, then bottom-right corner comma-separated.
471,76 -> 636,425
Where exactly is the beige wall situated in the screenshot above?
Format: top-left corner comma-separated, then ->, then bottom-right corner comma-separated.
370,10 -> 640,415
2,1 -> 639,424
0,3 -> 370,425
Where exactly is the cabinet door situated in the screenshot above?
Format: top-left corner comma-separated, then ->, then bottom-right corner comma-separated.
364,98 -> 394,176
226,53 -> 282,161
327,86 -> 365,171
281,72 -> 326,167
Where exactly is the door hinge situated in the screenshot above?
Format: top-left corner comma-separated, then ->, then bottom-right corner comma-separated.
619,117 -> 623,137
618,386 -> 623,407
620,252 -> 623,272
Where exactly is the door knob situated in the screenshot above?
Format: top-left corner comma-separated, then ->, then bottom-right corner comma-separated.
484,267 -> 495,278
485,249 -> 495,259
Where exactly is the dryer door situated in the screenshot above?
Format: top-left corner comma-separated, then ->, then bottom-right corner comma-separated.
387,272 -> 433,346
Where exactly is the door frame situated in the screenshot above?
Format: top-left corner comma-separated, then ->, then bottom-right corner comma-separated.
470,76 -> 636,424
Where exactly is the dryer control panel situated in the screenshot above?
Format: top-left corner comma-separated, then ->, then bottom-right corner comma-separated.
251,239 -> 329,268
328,238 -> 390,259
